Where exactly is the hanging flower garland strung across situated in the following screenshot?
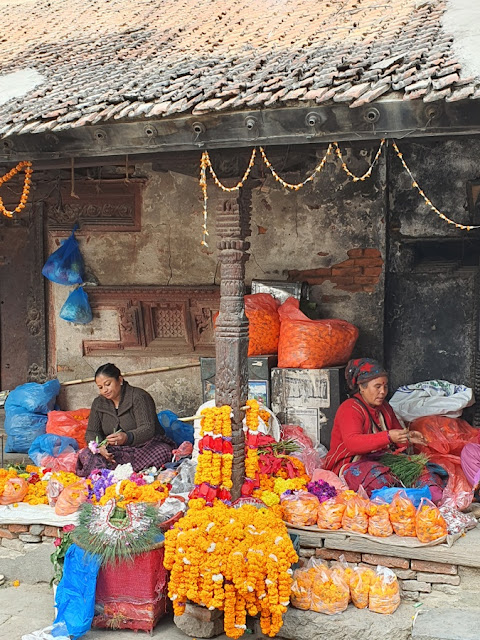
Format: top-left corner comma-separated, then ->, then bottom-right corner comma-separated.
0,160 -> 33,218
198,138 -> 477,243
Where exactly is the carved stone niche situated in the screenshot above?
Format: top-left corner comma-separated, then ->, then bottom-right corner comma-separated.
45,179 -> 143,233
83,286 -> 220,356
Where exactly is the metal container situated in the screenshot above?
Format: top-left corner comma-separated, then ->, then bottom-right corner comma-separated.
200,356 -> 278,407
271,366 -> 348,448
251,279 -> 308,304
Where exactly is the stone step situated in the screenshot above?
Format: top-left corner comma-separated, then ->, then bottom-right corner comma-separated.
412,608 -> 480,640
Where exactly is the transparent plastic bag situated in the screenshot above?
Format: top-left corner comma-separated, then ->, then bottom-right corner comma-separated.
366,498 -> 393,537
415,497 -> 447,543
169,459 -> 196,495
388,490 -> 416,537
350,566 -> 375,609
21,621 -> 70,640
290,568 -> 312,610
281,491 -> 319,526
0,477 -> 28,504
47,478 -> 65,507
157,497 -> 186,523
341,493 -> 368,534
310,565 -> 349,615
317,497 -> 346,530
369,566 -> 400,614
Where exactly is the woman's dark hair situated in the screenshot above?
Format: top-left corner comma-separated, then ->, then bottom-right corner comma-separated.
95,363 -> 122,380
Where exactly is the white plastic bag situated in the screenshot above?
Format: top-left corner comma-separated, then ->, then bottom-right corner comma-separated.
390,380 -> 474,423
22,622 -> 69,640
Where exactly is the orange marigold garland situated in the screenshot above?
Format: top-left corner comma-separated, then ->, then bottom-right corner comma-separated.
192,405 -> 233,504
241,399 -> 261,497
164,499 -> 298,639
0,161 -> 33,218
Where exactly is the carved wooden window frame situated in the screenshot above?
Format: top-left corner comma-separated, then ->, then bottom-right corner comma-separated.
83,286 -> 220,357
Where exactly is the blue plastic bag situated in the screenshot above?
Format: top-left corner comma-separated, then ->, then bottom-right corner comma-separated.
42,227 -> 84,285
370,486 -> 432,508
28,433 -> 78,465
54,544 -> 101,640
5,379 -> 61,414
158,410 -> 194,446
4,411 -> 48,453
59,287 -> 92,324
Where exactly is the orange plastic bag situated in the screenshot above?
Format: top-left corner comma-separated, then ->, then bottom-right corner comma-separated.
0,477 -> 28,504
282,492 -> 319,526
388,490 -> 416,537
350,566 -> 375,609
341,493 -> 368,534
55,481 -> 88,516
277,297 -> 359,369
245,293 -> 280,356
366,498 -> 393,537
411,416 -> 478,456
416,497 -> 447,543
317,497 -> 346,530
46,409 -> 90,449
310,565 -> 349,615
369,567 -> 400,614
290,568 -> 312,610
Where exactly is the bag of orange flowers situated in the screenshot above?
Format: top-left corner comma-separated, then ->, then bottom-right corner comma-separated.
277,297 -> 359,369
366,498 -> 393,537
282,491 -> 319,526
415,497 -> 448,543
0,477 -> 28,505
310,565 -> 350,615
55,480 -> 88,516
317,497 -> 346,530
349,565 -> 375,609
244,293 -> 281,356
290,568 -> 312,610
330,555 -> 354,591
388,490 -> 416,537
369,566 -> 400,614
341,492 -> 368,534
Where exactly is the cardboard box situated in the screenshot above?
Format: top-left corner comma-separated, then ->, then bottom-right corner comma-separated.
271,367 -> 347,448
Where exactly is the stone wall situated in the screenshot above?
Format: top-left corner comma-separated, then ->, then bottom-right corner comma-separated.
0,524 -> 57,584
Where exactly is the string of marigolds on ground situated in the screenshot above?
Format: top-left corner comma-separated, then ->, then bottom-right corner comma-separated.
0,161 -> 33,217
391,141 -> 479,231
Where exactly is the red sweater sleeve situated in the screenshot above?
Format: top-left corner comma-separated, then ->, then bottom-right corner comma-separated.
335,400 -> 390,456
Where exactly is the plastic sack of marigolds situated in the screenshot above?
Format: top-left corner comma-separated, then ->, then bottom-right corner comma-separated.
341,491 -> 368,534
310,565 -> 349,615
415,497 -> 447,543
317,496 -> 346,530
388,490 -> 416,537
368,566 -> 400,614
366,498 -> 393,537
290,568 -> 312,610
281,491 -> 319,526
349,565 -> 375,609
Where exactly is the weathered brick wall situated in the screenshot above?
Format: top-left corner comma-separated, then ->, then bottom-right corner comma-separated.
0,523 -> 59,551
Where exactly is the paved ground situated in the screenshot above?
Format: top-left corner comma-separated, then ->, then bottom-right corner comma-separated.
0,583 -> 235,640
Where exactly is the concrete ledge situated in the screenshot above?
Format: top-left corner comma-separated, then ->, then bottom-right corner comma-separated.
412,609 -> 480,640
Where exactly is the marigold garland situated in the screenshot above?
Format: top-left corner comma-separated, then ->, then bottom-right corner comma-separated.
241,399 -> 261,497
164,499 -> 298,639
192,405 -> 233,504
0,161 -> 33,218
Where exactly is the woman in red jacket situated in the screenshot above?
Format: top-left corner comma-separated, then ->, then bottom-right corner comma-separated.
324,358 -> 439,497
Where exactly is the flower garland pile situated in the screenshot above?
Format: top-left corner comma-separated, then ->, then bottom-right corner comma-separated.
241,399 -> 261,497
164,499 -> 298,639
191,405 -> 233,504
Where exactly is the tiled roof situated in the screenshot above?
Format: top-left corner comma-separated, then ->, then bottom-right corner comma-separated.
0,0 -> 478,139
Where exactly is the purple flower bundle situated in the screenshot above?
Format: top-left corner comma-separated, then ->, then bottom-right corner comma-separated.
307,479 -> 337,503
88,468 -> 115,501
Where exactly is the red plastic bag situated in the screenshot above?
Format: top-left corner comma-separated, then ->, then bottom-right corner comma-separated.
0,477 -> 28,504
411,416 -> 477,456
46,409 -> 90,449
277,297 -> 358,369
41,451 -> 79,473
245,293 -> 280,356
430,453 -> 473,511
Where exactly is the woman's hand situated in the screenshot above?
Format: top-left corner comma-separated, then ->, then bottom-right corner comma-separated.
407,430 -> 428,447
388,429 -> 410,445
105,431 -> 127,447
99,445 -> 115,464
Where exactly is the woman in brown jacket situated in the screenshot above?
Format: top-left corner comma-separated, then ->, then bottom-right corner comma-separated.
76,363 -> 174,477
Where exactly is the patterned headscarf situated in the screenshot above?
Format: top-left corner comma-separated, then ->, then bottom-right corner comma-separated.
345,358 -> 387,392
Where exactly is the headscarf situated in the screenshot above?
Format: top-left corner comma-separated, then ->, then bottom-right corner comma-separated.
345,358 -> 387,392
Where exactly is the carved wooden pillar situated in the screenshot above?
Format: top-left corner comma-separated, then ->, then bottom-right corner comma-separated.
215,187 -> 252,500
